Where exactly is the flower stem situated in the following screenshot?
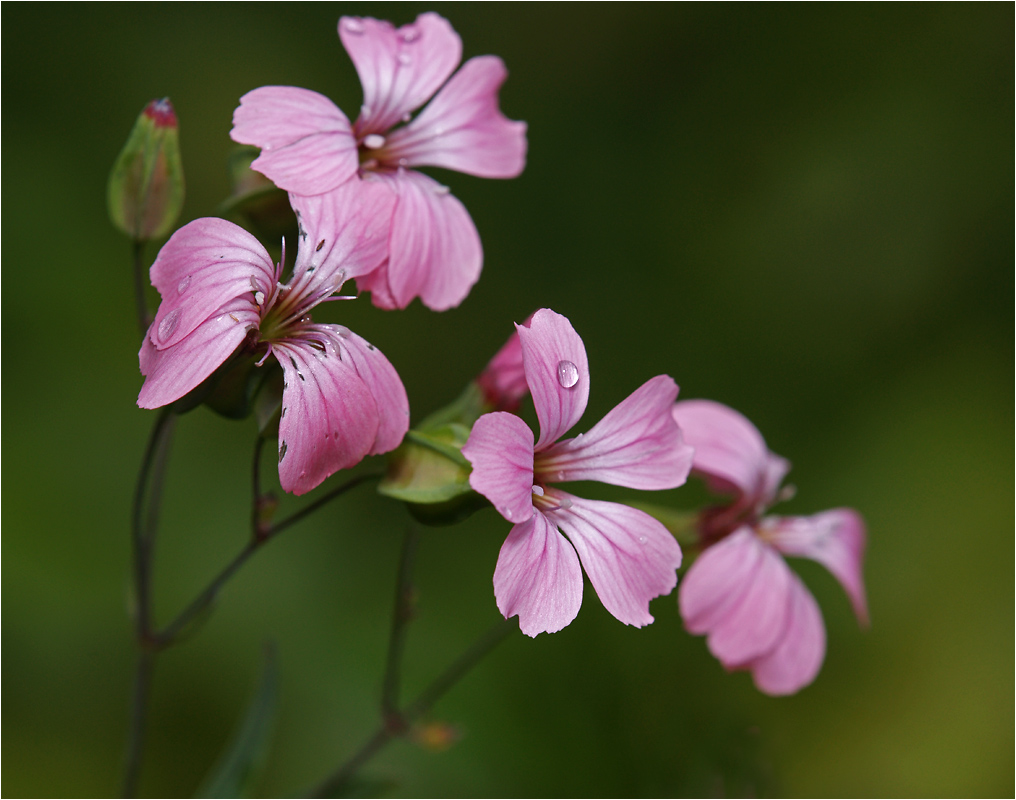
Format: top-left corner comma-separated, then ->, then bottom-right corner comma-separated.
124,407 -> 176,797
132,239 -> 152,335
307,617 -> 516,798
382,526 -> 420,718
154,472 -> 382,649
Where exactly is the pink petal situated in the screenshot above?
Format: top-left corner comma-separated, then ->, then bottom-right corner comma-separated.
679,527 -> 764,635
672,399 -> 789,507
748,572 -> 826,696
138,296 -> 257,409
339,13 -> 461,135
539,375 -> 693,490
702,538 -> 793,669
352,258 -> 398,310
380,170 -> 482,311
386,56 -> 527,179
475,317 -> 529,412
493,510 -> 583,637
288,179 -> 397,296
148,218 -> 274,351
332,326 -> 410,455
548,494 -> 682,628
762,508 -> 869,626
461,411 -> 535,524
272,335 -> 380,495
230,86 -> 358,196
517,309 -> 590,450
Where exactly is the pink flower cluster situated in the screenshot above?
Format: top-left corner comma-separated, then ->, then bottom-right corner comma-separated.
135,11 -> 867,695
138,13 -> 526,494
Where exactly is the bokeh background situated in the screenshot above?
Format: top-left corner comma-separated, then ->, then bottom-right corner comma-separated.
3,3 -> 1012,797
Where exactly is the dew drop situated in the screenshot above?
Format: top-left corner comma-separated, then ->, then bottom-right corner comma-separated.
158,308 -> 181,340
400,27 -> 420,42
360,104 -> 372,118
343,18 -> 365,34
556,360 -> 579,389
401,112 -> 412,123
638,536 -> 647,544
397,52 -> 411,66
176,275 -> 191,294
363,133 -> 385,149
432,184 -> 450,196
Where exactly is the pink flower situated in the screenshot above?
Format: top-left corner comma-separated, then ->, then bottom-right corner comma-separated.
138,182 -> 409,496
231,12 -> 527,312
672,399 -> 868,695
462,309 -> 694,636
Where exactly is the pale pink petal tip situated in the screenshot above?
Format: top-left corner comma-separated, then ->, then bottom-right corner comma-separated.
493,512 -> 583,637
517,309 -> 590,450
230,86 -> 358,196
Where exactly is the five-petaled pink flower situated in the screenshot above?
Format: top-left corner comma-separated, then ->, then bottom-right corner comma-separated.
462,309 -> 694,636
672,399 -> 868,695
138,182 -> 409,495
231,11 -> 527,313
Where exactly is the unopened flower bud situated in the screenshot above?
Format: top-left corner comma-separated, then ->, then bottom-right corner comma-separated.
475,319 -> 529,413
108,98 -> 185,241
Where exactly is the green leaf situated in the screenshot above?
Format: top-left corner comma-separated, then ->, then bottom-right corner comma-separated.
195,644 -> 279,798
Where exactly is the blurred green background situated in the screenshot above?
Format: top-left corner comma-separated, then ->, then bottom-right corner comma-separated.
3,3 -> 1012,796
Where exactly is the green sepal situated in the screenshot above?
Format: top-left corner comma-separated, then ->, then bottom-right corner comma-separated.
378,425 -> 473,504
195,644 -> 279,798
219,146 -> 297,246
108,98 -> 184,242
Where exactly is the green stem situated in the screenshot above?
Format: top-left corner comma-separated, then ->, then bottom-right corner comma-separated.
132,239 -> 151,335
382,526 -> 420,718
124,408 -> 176,797
308,617 -> 516,798
154,472 -> 382,649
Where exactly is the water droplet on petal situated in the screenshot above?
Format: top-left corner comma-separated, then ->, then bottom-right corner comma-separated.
401,112 -> 412,123
397,52 -> 411,66
363,133 -> 385,149
158,308 -> 181,340
400,27 -> 420,42
360,104 -> 372,118
176,275 -> 191,294
638,536 -> 647,544
432,184 -> 450,196
556,360 -> 579,389
343,18 -> 365,34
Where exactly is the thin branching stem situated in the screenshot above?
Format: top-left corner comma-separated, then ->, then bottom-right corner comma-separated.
382,526 -> 421,718
132,239 -> 152,334
308,617 -> 517,798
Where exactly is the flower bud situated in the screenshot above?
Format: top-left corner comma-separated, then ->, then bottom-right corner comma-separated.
108,98 -> 185,241
475,321 -> 528,413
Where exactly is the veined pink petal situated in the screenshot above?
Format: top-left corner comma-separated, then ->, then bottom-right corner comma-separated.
762,508 -> 869,626
273,337 -> 379,495
475,315 -> 530,412
548,494 -> 682,628
386,56 -> 527,179
539,375 -> 692,490
339,13 -> 461,135
148,218 -> 274,351
703,537 -> 793,669
462,411 -> 535,524
748,572 -> 826,696
231,86 -> 358,196
380,170 -> 482,311
672,399 -> 789,507
138,296 -> 257,409
517,309 -> 590,450
289,179 -> 396,295
679,527 -> 764,635
493,511 -> 583,637
332,326 -> 410,455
